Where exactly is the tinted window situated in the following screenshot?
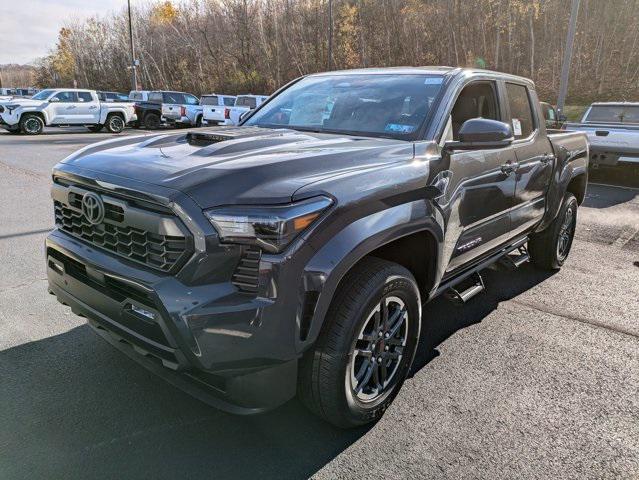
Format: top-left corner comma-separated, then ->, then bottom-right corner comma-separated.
130,92 -> 143,101
624,106 -> 639,122
163,92 -> 184,104
77,92 -> 93,102
506,83 -> 535,139
585,105 -> 639,123
450,81 -> 499,140
245,74 -> 444,139
149,92 -> 163,103
52,91 -> 77,103
223,96 -> 236,106
201,96 -> 218,106
236,96 -> 257,108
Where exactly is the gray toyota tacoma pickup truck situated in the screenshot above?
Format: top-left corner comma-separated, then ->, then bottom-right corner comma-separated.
46,67 -> 589,428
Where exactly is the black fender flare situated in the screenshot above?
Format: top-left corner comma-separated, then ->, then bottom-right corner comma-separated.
538,144 -> 588,232
295,199 -> 444,351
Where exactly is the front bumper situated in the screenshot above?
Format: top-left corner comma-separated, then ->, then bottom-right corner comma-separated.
46,229 -> 299,414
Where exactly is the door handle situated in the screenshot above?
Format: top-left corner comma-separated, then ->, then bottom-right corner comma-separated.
500,161 -> 519,175
89,106 -> 97,110
67,105 -> 76,109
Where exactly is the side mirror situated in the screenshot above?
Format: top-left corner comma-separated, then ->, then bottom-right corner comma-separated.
49,97 -> 60,103
558,113 -> 567,122
445,118 -> 514,151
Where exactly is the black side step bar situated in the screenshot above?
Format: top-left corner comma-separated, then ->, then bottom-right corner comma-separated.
435,236 -> 529,299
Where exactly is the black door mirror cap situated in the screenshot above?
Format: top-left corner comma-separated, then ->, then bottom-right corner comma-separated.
444,118 -> 514,151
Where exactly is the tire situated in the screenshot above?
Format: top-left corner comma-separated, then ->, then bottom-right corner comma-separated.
19,113 -> 44,135
88,124 -> 103,133
299,257 -> 421,428
105,114 -> 125,134
195,115 -> 203,128
143,112 -> 160,130
529,192 -> 578,270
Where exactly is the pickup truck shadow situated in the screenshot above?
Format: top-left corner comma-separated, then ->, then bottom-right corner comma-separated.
411,263 -> 555,373
1,264 -> 552,480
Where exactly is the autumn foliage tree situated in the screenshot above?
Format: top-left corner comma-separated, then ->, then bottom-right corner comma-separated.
34,0 -> 639,104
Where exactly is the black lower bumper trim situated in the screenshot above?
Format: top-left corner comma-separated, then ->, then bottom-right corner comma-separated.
49,281 -> 297,415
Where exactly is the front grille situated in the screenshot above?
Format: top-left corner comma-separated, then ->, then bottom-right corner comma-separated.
52,181 -> 192,273
231,246 -> 261,294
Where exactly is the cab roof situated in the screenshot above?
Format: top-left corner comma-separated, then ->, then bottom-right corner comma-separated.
310,66 -> 535,87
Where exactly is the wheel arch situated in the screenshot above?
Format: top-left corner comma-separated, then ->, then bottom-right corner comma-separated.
297,202 -> 444,352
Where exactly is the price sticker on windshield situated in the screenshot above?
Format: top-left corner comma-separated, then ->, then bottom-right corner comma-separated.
512,118 -> 522,136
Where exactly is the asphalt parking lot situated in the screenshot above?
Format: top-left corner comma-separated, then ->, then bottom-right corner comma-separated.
0,127 -> 638,479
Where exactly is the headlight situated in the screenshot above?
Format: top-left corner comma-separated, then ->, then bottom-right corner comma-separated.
204,196 -> 333,253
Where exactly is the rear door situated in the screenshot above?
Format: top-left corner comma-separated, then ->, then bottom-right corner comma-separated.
505,82 -> 554,237
441,80 -> 518,272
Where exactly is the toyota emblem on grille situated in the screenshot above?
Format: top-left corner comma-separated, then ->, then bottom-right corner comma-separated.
81,192 -> 105,225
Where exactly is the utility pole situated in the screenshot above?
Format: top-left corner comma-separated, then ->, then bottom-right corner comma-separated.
557,0 -> 580,117
327,0 -> 333,70
127,0 -> 138,91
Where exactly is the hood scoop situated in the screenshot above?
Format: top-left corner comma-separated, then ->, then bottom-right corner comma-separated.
186,126 -> 286,147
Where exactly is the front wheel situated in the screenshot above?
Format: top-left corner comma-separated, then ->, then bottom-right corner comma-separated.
19,114 -> 44,135
529,192 -> 578,270
299,257 -> 421,428
105,114 -> 125,133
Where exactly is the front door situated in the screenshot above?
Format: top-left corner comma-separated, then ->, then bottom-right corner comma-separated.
49,91 -> 77,124
438,80 -> 518,273
504,82 -> 554,237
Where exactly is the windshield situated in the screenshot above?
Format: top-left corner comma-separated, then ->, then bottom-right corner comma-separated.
244,74 -> 444,139
32,89 -> 55,100
585,105 -> 639,124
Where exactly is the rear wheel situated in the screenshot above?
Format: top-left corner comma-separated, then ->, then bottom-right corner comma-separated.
299,257 -> 421,428
195,115 -> 203,128
105,114 -> 125,133
143,112 -> 160,130
19,114 -> 44,135
529,192 -> 578,270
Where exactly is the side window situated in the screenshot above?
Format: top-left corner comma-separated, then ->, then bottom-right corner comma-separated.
149,92 -> 163,103
77,92 -> 93,102
450,81 -> 499,140
52,91 -> 77,103
505,83 -> 535,139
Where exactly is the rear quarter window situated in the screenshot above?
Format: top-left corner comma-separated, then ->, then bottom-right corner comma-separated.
505,83 -> 535,139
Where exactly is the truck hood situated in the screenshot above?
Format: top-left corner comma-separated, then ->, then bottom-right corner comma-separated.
59,126 -> 414,208
1,98 -> 46,108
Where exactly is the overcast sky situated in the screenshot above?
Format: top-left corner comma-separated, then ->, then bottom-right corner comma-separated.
1,0 -> 131,64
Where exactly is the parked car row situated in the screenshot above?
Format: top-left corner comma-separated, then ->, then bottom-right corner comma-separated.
0,87 -> 269,135
0,88 -> 136,135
